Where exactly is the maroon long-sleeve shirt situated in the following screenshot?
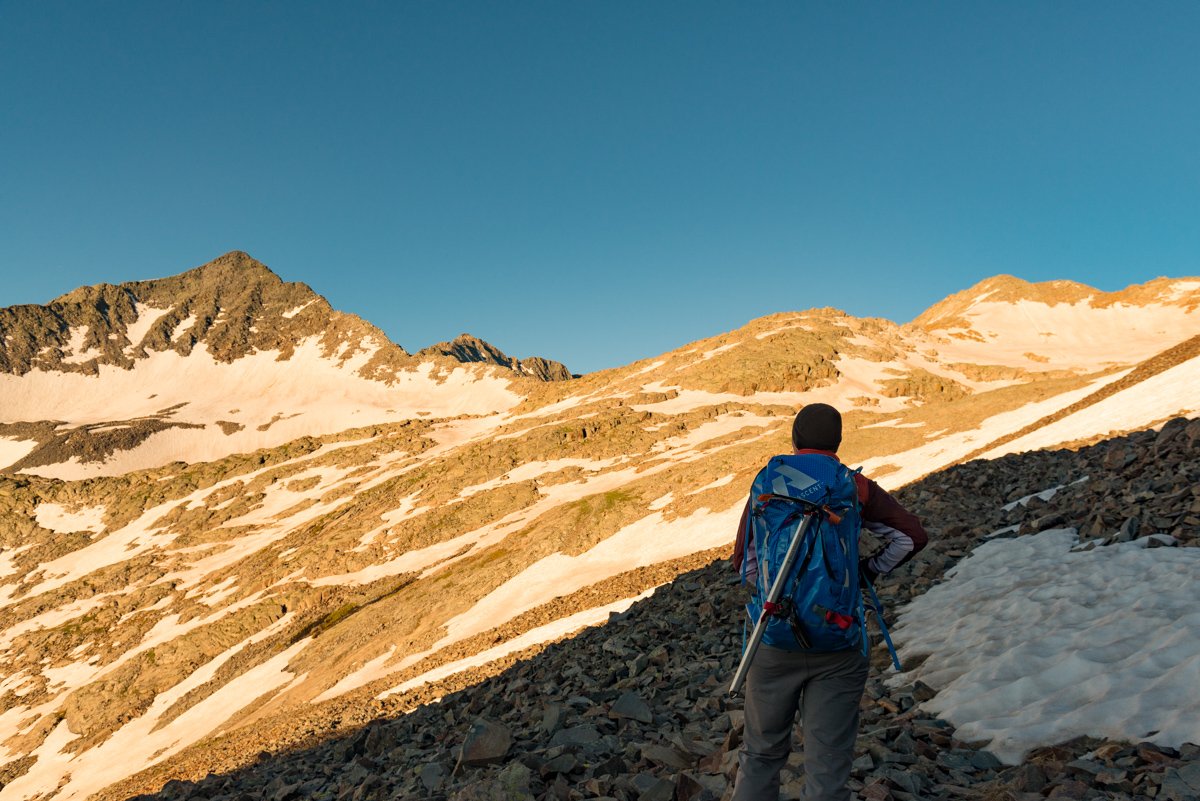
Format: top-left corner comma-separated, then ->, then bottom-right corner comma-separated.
732,449 -> 928,581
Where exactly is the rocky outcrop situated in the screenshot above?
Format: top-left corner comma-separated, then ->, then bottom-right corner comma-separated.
418,334 -> 573,381
0,252 -> 576,384
0,251 -> 396,375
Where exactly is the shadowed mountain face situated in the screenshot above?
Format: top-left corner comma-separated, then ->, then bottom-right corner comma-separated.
0,257 -> 1197,800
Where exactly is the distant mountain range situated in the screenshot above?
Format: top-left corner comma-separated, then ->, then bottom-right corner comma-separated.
0,251 -> 570,479
0,253 -> 1197,799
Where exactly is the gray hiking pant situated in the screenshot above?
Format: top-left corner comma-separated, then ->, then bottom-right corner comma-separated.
733,644 -> 869,801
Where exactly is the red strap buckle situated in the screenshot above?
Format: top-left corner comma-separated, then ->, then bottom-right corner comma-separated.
825,611 -> 853,630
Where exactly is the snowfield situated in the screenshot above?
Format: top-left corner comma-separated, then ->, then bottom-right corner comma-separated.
892,528 -> 1200,764
0,342 -> 522,480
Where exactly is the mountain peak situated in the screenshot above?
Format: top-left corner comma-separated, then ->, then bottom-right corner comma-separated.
417,333 -> 572,381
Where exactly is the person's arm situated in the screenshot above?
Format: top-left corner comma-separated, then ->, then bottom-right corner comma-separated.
860,477 -> 928,582
731,495 -> 757,585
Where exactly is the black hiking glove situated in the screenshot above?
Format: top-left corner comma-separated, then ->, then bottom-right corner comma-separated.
858,558 -> 879,587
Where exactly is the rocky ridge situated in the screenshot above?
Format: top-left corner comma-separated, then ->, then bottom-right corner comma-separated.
910,275 -> 1200,335
418,335 -> 572,382
0,252 -> 568,383
0,252 -> 572,478
86,418 -> 1200,801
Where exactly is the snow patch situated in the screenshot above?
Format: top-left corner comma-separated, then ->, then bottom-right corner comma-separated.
406,503 -> 741,668
34,503 -> 106,534
124,303 -> 174,353
695,342 -> 739,362
59,326 -> 98,364
861,419 -> 926,429
858,370 -> 1129,490
282,300 -> 317,319
688,474 -> 736,494
892,529 -> 1200,763
3,638 -> 310,801
1001,477 -> 1089,511
648,492 -> 674,511
982,355 -> 1200,459
0,437 -> 38,469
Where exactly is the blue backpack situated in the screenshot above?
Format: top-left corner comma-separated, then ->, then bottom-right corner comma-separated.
743,453 -> 866,654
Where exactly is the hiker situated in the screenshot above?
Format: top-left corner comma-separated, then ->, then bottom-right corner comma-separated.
730,403 -> 928,801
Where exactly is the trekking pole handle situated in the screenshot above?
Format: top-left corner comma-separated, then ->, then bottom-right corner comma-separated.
755,495 -> 842,524
729,512 -> 818,697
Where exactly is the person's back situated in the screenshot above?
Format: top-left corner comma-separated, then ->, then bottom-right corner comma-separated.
730,403 -> 928,801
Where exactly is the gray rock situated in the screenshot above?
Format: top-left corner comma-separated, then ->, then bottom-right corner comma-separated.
675,772 -> 713,801
1161,769 -> 1200,801
911,681 -> 937,702
1064,759 -> 1102,777
549,725 -> 601,748
780,777 -> 805,801
298,777 -> 326,795
538,753 -> 577,778
541,704 -> 566,734
643,742 -> 696,770
631,772 -> 661,794
882,753 -> 918,765
609,691 -> 654,724
364,725 -> 397,757
267,780 -> 301,801
1005,762 -> 1047,792
893,732 -> 918,755
351,775 -> 382,801
340,764 -> 371,787
695,773 -> 728,796
638,777 -> 676,801
333,729 -> 368,763
419,763 -> 446,793
458,719 -> 512,767
1116,516 -> 1140,542
882,768 -> 923,795
969,750 -> 1002,771
451,762 -> 534,801
1179,760 -> 1200,789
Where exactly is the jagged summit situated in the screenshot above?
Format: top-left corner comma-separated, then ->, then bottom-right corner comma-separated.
418,333 -> 572,382
0,250 -> 390,376
52,250 -> 287,306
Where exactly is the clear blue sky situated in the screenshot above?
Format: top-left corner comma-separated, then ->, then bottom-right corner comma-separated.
2,3 -> 1197,373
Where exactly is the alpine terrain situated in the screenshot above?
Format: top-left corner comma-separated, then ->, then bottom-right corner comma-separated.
0,252 -> 1197,801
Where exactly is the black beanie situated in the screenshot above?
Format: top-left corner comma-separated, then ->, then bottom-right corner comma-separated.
792,403 -> 842,452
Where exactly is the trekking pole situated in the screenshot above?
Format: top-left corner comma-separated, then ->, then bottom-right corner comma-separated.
729,503 -> 828,697
862,577 -> 902,671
